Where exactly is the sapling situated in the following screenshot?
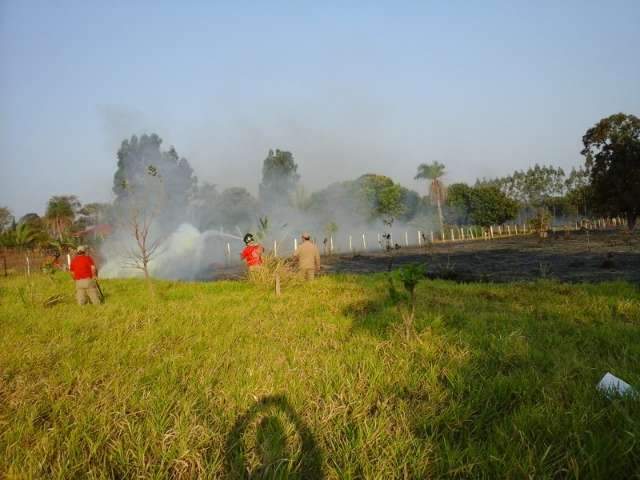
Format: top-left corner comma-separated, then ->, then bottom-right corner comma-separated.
387,263 -> 425,337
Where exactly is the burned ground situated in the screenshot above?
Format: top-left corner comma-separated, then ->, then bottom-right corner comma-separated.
205,230 -> 640,283
323,230 -> 640,284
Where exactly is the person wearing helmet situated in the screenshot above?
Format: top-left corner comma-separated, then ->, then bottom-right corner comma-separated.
293,232 -> 320,280
69,245 -> 101,305
240,233 -> 264,272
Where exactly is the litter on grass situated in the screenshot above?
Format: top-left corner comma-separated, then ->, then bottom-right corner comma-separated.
597,372 -> 636,398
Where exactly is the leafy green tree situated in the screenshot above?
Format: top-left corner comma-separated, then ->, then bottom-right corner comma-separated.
201,187 -> 258,232
397,187 -> 421,222
376,183 -> 405,223
12,223 -> 43,250
468,186 -> 519,226
45,195 -> 80,240
18,213 -> 45,232
446,183 -> 518,226
113,134 -> 196,228
415,162 -> 446,233
77,202 -> 113,226
190,182 -> 219,229
352,175 -> 406,223
309,174 -> 415,226
0,207 -> 13,233
446,183 -> 474,224
581,113 -> 640,230
564,167 -> 591,217
259,149 -> 299,207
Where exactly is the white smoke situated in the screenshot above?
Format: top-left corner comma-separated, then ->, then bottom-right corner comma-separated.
100,223 -> 245,280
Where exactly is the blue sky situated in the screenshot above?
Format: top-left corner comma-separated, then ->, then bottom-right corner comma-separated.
1,1 -> 639,217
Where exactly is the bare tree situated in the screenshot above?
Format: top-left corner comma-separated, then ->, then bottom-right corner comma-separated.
117,165 -> 167,294
124,205 -> 162,281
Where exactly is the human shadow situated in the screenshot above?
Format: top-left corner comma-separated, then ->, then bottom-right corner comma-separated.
225,394 -> 324,479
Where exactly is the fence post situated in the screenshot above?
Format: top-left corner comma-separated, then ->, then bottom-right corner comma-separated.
430,231 -> 434,243
490,226 -> 494,238
362,233 -> 367,250
330,236 -> 334,253
273,240 -> 278,257
404,231 -> 409,247
294,238 -> 298,252
349,235 -> 353,253
417,230 -> 422,247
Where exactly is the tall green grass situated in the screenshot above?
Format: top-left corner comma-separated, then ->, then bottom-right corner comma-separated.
1,272 -> 639,478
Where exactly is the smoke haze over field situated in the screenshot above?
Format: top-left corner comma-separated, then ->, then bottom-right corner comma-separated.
1,2 -> 639,218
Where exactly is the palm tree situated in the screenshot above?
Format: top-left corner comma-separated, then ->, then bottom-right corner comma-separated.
13,223 -> 41,250
415,162 -> 447,233
45,196 -> 80,240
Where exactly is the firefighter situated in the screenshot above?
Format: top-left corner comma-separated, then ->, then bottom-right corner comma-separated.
240,233 -> 264,273
294,232 -> 320,280
69,245 -> 101,305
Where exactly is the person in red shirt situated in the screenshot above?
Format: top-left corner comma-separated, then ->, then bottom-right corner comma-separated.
69,245 -> 101,305
240,233 -> 264,274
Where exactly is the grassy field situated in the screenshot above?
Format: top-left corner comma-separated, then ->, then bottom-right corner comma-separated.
1,272 -> 640,479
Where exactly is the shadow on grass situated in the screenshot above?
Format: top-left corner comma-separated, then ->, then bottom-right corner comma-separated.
225,394 -> 324,479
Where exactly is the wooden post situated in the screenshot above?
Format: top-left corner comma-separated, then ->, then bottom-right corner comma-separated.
441,231 -> 445,241
490,226 -> 494,238
330,236 -> 334,253
273,240 -> 278,257
430,231 -> 434,243
404,231 -> 409,247
67,253 -> 71,270
226,242 -> 231,258
294,237 -> 298,252
349,235 -> 353,253
362,233 -> 367,250
25,255 -> 31,276
417,230 -> 422,247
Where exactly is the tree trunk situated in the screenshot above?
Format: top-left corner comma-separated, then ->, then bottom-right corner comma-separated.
436,196 -> 444,234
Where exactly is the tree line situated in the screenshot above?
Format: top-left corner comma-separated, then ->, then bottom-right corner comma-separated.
1,112 -> 638,256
